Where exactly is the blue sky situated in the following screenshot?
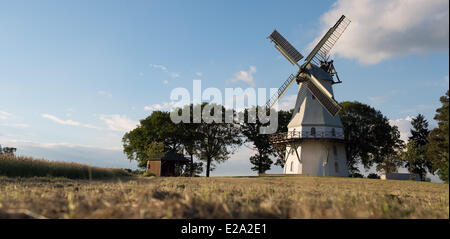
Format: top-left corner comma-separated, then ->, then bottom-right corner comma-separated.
0,0 -> 448,179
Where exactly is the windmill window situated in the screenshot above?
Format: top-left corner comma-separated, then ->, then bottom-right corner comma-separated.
331,128 -> 336,136
335,161 -> 339,173
310,127 -> 316,136
290,161 -> 294,172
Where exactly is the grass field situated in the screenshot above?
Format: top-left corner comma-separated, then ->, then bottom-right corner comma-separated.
0,175 -> 447,219
0,154 -> 129,179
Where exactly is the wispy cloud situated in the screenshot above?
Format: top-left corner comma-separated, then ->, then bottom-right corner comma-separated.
0,111 -> 14,120
367,90 -> 398,106
98,114 -> 138,133
195,72 -> 203,77
169,72 -> 180,78
149,64 -> 180,79
399,104 -> 437,114
310,0 -> 449,64
367,95 -> 389,106
419,75 -> 450,88
144,101 -> 176,112
41,114 -> 101,130
98,90 -> 112,98
229,66 -> 257,86
0,123 -> 30,128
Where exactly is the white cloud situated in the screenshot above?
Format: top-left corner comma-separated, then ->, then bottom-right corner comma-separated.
42,114 -> 101,130
163,80 -> 169,84
311,0 -> 449,64
389,116 -> 413,142
149,64 -> 180,78
195,72 -> 203,77
144,101 -> 176,112
0,111 -> 14,120
229,66 -> 257,86
98,114 -> 138,133
98,90 -> 112,98
277,94 -> 297,111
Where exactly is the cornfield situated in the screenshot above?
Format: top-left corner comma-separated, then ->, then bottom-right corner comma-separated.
0,154 -> 129,179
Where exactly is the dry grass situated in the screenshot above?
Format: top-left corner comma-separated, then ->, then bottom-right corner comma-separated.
0,176 -> 447,219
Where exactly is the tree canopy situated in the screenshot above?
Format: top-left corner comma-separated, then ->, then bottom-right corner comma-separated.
239,107 -> 292,174
0,145 -> 17,155
339,101 -> 403,174
427,90 -> 449,183
193,103 -> 242,177
122,111 -> 183,168
403,114 -> 432,180
122,103 -> 243,177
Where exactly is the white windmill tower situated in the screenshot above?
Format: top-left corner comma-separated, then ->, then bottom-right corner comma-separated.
266,15 -> 351,177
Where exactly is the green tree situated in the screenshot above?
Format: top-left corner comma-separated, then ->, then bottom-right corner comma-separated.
376,152 -> 403,174
239,107 -> 277,174
174,104 -> 204,176
194,103 -> 242,177
238,107 -> 293,173
404,114 -> 432,180
273,109 -> 294,168
427,90 -> 449,183
401,140 -> 423,180
122,111 -> 183,168
339,101 -> 404,174
409,114 -> 430,146
367,173 -> 380,179
376,125 -> 404,174
146,141 -> 165,158
0,145 -> 17,155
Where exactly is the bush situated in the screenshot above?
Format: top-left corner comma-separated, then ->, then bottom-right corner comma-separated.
367,173 -> 380,179
124,168 -> 145,175
142,171 -> 156,177
0,154 -> 130,179
349,172 -> 364,178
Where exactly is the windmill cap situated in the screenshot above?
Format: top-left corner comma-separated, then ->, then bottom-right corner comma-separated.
304,63 -> 334,82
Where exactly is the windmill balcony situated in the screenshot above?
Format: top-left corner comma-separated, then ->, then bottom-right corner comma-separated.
269,130 -> 344,144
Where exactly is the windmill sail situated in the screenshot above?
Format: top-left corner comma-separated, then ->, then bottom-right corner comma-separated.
265,74 -> 296,109
268,30 -> 304,65
303,15 -> 350,68
304,73 -> 341,116
265,15 -> 350,117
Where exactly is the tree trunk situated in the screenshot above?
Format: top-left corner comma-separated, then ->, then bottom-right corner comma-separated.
206,157 -> 211,177
190,153 -> 194,177
258,155 -> 263,175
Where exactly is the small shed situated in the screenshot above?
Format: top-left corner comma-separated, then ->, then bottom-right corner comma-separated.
146,150 -> 190,177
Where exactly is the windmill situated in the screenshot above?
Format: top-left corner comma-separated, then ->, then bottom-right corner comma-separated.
266,15 -> 351,176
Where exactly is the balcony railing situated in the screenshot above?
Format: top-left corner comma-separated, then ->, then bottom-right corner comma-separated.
269,130 -> 344,143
